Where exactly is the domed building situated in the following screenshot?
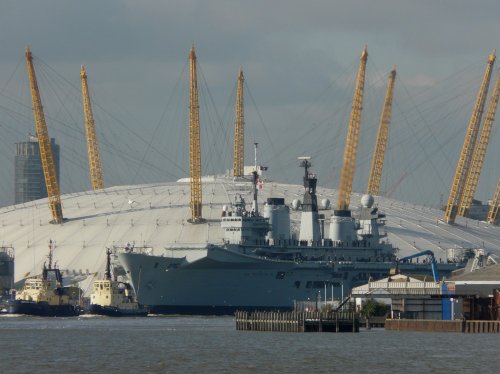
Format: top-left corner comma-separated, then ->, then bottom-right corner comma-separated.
1,173 -> 499,295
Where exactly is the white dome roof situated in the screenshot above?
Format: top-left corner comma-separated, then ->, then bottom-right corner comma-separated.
1,177 -> 499,285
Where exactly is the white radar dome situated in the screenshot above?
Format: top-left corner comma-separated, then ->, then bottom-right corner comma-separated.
320,198 -> 331,209
222,205 -> 228,212
291,199 -> 301,210
361,194 -> 374,208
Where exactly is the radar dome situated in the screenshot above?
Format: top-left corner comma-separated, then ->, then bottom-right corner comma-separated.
291,199 -> 301,210
361,194 -> 374,208
320,198 -> 331,209
222,205 -> 228,212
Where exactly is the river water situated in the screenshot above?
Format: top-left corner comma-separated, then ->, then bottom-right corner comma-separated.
1,315 -> 499,373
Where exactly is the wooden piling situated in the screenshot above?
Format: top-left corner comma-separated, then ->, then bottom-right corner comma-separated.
235,309 -> 360,333
385,319 -> 500,333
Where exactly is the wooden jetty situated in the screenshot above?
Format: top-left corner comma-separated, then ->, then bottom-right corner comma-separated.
235,310 -> 360,333
385,319 -> 500,333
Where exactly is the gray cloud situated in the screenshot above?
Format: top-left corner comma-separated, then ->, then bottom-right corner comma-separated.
0,0 -> 499,209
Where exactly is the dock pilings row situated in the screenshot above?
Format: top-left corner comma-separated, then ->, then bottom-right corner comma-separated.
235,310 -> 360,333
385,318 -> 500,333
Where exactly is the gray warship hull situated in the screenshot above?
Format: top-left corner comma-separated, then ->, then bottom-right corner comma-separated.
119,246 -> 463,315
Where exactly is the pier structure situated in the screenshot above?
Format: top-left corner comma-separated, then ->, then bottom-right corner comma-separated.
385,318 -> 500,333
235,310 -> 359,333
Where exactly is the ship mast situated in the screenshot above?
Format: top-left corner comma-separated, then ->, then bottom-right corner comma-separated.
367,66 -> 396,196
458,69 -> 500,216
189,46 -> 203,223
298,157 -> 320,242
47,239 -> 54,270
105,248 -> 112,280
233,68 -> 245,177
444,50 -> 495,224
337,46 -> 368,211
25,47 -> 64,224
252,142 -> 259,215
81,65 -> 105,191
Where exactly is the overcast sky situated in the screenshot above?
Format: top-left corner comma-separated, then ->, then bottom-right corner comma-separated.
0,0 -> 499,208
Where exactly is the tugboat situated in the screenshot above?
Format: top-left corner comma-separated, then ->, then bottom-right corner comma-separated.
8,240 -> 80,317
88,248 -> 148,317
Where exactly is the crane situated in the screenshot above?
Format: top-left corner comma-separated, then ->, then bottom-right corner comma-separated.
367,66 -> 397,196
444,51 -> 495,224
81,65 -> 105,191
458,70 -> 500,216
398,250 -> 439,283
337,46 -> 368,211
25,47 -> 64,224
189,46 -> 203,223
233,68 -> 245,177
487,178 -> 500,225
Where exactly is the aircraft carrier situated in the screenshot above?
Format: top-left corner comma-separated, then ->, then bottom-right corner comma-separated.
116,162 -> 492,314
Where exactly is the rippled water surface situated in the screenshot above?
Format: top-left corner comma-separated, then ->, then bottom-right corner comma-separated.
1,315 -> 499,373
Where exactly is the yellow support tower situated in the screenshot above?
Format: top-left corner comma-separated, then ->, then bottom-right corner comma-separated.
444,51 -> 495,224
189,46 -> 203,223
81,65 -> 104,191
367,66 -> 397,196
487,178 -> 500,224
458,69 -> 500,216
25,47 -> 64,224
337,46 -> 368,211
233,68 -> 245,177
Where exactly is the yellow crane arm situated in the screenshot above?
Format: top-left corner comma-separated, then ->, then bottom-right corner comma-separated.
458,69 -> 500,216
233,68 -> 245,177
487,178 -> 500,224
25,47 -> 63,223
444,51 -> 495,224
367,67 -> 397,196
337,46 -> 368,211
81,65 -> 104,191
189,46 -> 203,222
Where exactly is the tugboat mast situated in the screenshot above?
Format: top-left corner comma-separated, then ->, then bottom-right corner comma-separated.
47,239 -> 54,270
105,248 -> 112,281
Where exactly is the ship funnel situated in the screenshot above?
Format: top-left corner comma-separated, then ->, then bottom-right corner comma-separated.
263,198 -> 290,244
328,209 -> 356,244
